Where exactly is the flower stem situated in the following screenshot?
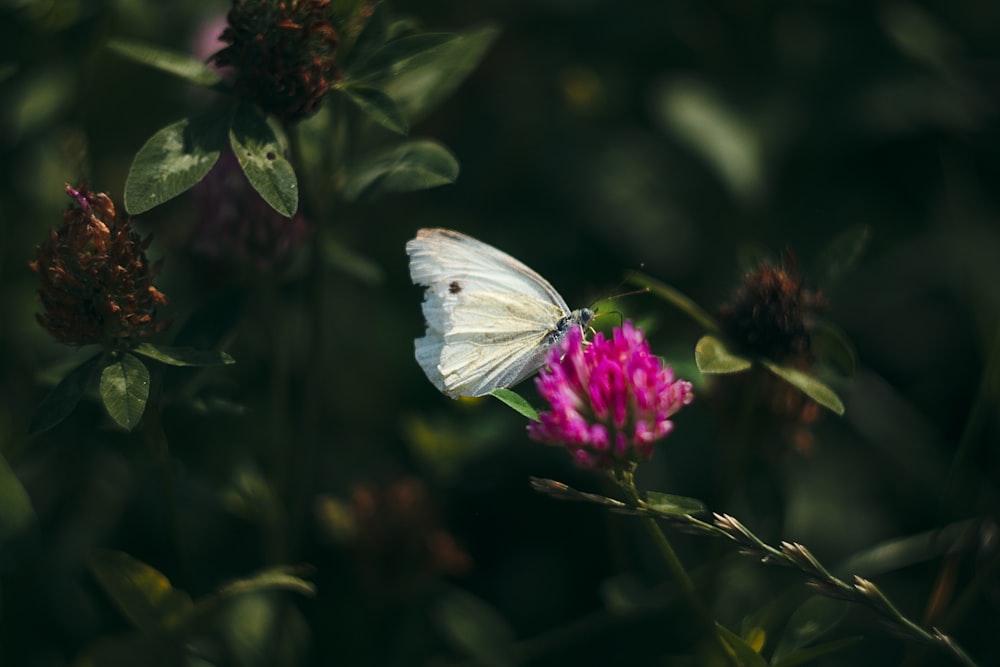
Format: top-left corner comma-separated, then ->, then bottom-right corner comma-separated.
532,477 -> 982,667
615,470 -> 735,666
141,384 -> 188,583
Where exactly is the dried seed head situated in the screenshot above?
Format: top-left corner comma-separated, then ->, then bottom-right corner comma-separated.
31,184 -> 169,346
211,0 -> 341,122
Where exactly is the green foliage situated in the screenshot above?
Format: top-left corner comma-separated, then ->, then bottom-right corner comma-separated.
693,333 -> 845,415
89,549 -> 194,631
354,26 -> 500,123
488,387 -> 539,421
348,33 -> 454,79
760,361 -> 845,416
644,491 -> 707,516
810,322 -> 857,379
341,139 -> 459,202
771,597 -> 847,663
107,39 -> 224,88
124,111 -> 228,214
229,105 -> 299,217
434,588 -> 517,667
338,81 -> 409,134
98,353 -> 150,431
7,1 -> 998,665
653,79 -> 765,205
29,352 -> 104,434
771,596 -> 856,667
695,335 -> 752,374
132,343 -> 235,367
716,623 -> 769,667
0,453 -> 35,548
113,17 -> 497,218
771,637 -> 864,667
319,232 -> 386,284
810,225 -> 872,287
635,273 -> 720,332
82,551 -> 314,666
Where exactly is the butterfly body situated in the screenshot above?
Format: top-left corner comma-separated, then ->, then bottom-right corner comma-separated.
407,228 -> 593,398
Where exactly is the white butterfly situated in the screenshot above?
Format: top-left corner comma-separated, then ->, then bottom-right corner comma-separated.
407,227 -> 594,398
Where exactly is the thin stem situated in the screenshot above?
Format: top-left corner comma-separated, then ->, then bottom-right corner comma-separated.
531,477 -> 982,667
141,380 -> 188,583
712,514 -> 981,667
261,277 -> 290,564
943,322 -> 1000,512
616,470 -> 735,666
283,119 -> 328,561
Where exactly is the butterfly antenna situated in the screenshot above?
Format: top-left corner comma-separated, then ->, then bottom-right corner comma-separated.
588,264 -> 651,310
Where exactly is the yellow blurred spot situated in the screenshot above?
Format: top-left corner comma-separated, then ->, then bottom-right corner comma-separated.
314,495 -> 357,545
746,626 -> 766,653
559,65 -> 604,114
402,414 -> 472,478
456,395 -> 485,407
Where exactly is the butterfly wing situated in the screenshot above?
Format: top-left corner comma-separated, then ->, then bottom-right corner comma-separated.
407,228 -> 573,398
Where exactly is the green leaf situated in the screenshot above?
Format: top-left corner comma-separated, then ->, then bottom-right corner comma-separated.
773,636 -> 862,667
338,0 -> 390,70
229,104 -> 298,217
434,588 -> 516,667
373,26 -> 500,123
107,39 -> 223,88
840,518 -> 977,576
320,231 -> 385,285
124,110 -> 229,214
177,566 -> 316,632
652,78 -> 765,204
632,272 -> 720,332
350,33 -> 455,79
761,361 -> 845,416
133,343 -> 234,367
488,388 -> 539,422
341,139 -> 459,202
811,225 -> 872,286
716,623 -> 769,667
810,321 -> 857,379
89,549 -> 193,631
339,81 -> 409,134
213,566 -> 316,600
99,353 -> 150,431
772,596 -> 850,666
600,574 -> 651,613
0,454 -> 35,547
695,335 -> 752,374
29,352 -> 103,434
645,491 -> 707,516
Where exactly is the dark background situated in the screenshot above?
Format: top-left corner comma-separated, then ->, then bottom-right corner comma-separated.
1,0 -> 998,665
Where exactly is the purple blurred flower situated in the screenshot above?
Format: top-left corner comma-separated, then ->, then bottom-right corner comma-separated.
192,13 -> 230,64
527,322 -> 693,469
192,150 -> 309,270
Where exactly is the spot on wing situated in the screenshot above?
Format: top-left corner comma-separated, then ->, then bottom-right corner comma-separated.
449,281 -> 462,294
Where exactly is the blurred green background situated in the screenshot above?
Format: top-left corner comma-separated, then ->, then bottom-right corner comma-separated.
1,0 -> 998,665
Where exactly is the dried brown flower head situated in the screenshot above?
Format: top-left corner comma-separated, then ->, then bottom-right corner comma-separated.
211,0 -> 341,122
717,251 -> 827,364
31,185 -> 169,346
713,251 -> 829,453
